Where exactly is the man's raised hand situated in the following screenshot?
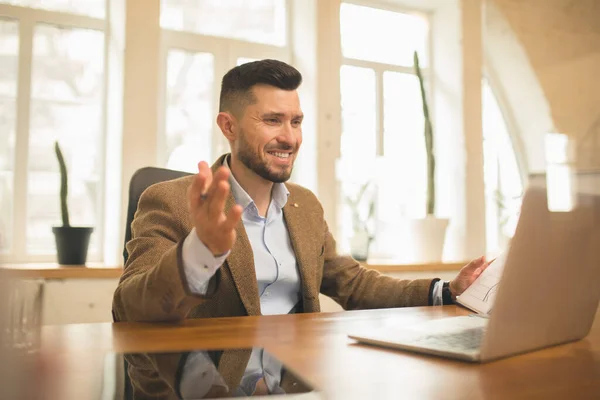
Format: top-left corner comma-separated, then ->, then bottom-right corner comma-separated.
187,161 -> 243,256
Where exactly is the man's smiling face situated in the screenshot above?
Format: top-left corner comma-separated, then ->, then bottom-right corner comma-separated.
233,84 -> 304,183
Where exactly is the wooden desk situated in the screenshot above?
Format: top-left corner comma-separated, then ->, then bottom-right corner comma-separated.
42,306 -> 600,399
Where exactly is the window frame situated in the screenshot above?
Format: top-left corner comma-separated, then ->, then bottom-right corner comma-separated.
157,2 -> 293,170
0,3 -> 107,263
337,0 -> 433,251
483,70 -> 528,182
482,72 -> 528,254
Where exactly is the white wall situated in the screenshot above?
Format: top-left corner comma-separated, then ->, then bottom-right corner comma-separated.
42,279 -> 119,325
39,270 -> 460,322
486,0 -> 600,172
484,0 -> 553,174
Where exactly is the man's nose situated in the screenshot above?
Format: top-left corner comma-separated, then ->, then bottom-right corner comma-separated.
277,123 -> 297,146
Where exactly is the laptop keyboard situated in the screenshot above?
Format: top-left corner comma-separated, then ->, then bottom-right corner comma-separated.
414,327 -> 485,351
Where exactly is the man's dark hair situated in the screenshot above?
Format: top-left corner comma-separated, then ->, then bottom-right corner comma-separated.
219,59 -> 302,116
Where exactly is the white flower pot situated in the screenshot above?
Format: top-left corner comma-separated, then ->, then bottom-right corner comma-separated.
407,216 -> 449,263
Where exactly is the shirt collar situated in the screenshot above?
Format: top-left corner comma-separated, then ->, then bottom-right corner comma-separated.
223,155 -> 290,211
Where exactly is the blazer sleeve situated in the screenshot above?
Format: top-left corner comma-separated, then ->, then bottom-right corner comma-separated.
112,183 -> 218,323
319,218 -> 435,310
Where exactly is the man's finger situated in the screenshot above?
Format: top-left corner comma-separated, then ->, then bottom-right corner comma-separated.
222,204 -> 243,232
204,166 -> 229,199
463,256 -> 485,272
213,165 -> 230,182
204,166 -> 228,200
207,180 -> 231,221
188,171 -> 208,208
473,256 -> 486,268
480,260 -> 492,273
198,161 -> 213,196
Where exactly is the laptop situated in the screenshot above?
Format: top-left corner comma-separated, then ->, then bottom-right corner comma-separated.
349,186 -> 600,362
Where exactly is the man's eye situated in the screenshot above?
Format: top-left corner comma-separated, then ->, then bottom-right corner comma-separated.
292,120 -> 302,127
266,118 -> 279,124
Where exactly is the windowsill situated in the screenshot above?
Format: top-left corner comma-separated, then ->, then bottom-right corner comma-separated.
364,260 -> 465,273
0,260 -> 466,279
0,263 -> 123,279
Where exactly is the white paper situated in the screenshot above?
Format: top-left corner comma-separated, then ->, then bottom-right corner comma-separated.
456,252 -> 507,315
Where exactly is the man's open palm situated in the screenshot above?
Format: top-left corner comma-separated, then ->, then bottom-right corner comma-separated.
187,161 -> 243,257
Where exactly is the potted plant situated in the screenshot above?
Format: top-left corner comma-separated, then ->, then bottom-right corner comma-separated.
52,142 -> 93,265
408,51 -> 449,262
346,182 -> 375,261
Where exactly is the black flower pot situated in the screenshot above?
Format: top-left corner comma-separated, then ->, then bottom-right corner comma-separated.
52,226 -> 94,265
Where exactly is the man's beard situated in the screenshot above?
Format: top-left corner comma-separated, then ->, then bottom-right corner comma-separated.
236,132 -> 295,183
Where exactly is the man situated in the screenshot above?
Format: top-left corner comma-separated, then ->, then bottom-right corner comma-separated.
113,59 -> 489,397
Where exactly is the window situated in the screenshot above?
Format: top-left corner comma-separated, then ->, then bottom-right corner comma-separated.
0,2 -> 106,262
482,79 -> 523,254
0,19 -> 18,252
237,57 -> 258,66
1,0 -> 105,18
27,24 -> 104,254
161,0 -> 287,46
545,132 -> 574,212
340,3 -> 428,67
337,3 -> 430,257
164,50 -> 214,173
159,1 -> 290,172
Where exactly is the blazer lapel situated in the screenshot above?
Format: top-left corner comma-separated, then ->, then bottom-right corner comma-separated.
211,155 -> 261,316
282,195 -> 317,308
224,194 -> 261,316
217,349 -> 253,392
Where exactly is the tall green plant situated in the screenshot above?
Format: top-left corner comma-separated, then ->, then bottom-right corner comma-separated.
413,51 -> 435,216
54,141 -> 70,227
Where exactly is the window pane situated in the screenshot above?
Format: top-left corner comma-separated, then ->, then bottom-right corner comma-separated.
27,24 -> 104,255
338,65 -> 376,251
164,50 -> 214,173
381,71 -> 426,219
340,3 -> 428,66
161,0 -> 286,46
0,19 -> 18,252
0,0 -> 106,19
340,65 -> 376,161
237,57 -> 258,66
482,80 -> 523,254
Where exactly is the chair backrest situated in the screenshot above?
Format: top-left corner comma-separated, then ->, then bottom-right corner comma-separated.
123,166 -> 193,264
119,167 -> 192,400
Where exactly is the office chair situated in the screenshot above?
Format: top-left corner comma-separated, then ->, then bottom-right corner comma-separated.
123,166 -> 193,264
118,166 -> 192,400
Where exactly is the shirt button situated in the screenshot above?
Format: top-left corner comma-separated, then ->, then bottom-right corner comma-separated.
265,291 -> 270,297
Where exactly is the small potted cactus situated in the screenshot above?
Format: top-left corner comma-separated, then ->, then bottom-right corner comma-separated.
52,142 -> 93,265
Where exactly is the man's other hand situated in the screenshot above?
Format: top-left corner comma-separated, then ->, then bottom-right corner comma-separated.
187,161 -> 243,257
449,256 -> 491,299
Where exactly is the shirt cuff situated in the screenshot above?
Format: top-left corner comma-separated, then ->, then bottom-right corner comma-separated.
182,228 -> 229,295
431,279 -> 444,306
179,351 -> 229,399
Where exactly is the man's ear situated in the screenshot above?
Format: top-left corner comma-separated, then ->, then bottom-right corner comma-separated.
217,112 -> 237,141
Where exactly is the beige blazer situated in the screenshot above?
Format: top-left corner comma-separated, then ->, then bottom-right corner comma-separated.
112,154 -> 435,397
